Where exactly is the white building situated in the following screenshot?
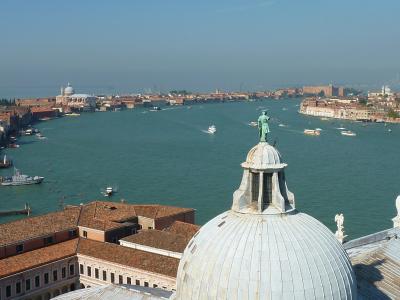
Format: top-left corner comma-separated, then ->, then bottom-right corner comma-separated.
56,83 -> 97,110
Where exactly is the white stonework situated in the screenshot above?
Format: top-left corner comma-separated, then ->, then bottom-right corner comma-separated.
173,142 -> 357,300
335,213 -> 348,244
393,195 -> 400,228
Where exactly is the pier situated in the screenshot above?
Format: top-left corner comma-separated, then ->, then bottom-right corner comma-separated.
0,203 -> 31,217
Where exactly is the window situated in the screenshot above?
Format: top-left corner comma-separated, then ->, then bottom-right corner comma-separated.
111,273 -> 115,283
53,270 -> 58,281
102,270 -> 107,281
44,273 -> 49,284
69,229 -> 77,238
153,284 -> 158,288
16,244 -> 24,253
80,264 -> 84,274
119,275 -> 123,284
95,268 -> 99,279
25,279 -> 31,291
87,266 -> 91,277
148,227 -> 153,229
135,279 -> 140,286
262,173 -> 273,209
43,236 -> 53,245
16,282 -> 21,294
126,277 -> 131,285
6,285 -> 11,297
62,267 -> 66,278
83,230 -> 88,238
69,264 -> 75,276
35,275 -> 40,287
251,172 -> 260,202
144,281 -> 149,287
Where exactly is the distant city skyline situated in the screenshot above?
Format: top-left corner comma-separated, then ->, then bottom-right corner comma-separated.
1,0 -> 400,98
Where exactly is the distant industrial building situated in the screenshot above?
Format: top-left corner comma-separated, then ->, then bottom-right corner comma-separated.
303,84 -> 348,97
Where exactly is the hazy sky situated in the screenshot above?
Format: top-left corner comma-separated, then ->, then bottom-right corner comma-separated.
0,0 -> 399,97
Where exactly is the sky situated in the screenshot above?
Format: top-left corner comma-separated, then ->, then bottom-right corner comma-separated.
0,0 -> 400,97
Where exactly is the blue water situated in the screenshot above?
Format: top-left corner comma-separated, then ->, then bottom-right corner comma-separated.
0,99 -> 398,239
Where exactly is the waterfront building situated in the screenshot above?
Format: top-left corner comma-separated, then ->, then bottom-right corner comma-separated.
0,201 -> 197,299
55,122 -> 400,299
55,83 -> 96,111
303,84 -> 340,97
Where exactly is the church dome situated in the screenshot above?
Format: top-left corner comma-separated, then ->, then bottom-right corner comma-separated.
174,133 -> 357,299
241,142 -> 285,170
64,83 -> 74,96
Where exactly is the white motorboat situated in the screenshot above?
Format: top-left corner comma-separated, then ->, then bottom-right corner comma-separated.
304,129 -> 320,136
249,122 -> 258,127
207,125 -> 217,134
341,130 -> 356,137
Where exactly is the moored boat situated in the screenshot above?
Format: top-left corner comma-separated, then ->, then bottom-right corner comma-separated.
0,168 -> 44,186
0,155 -> 12,169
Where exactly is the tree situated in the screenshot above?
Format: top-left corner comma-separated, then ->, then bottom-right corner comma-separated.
387,109 -> 399,119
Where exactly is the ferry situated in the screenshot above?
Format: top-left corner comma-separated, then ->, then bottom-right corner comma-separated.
304,129 -> 321,136
0,169 -> 44,186
207,125 -> 217,134
341,130 -> 356,137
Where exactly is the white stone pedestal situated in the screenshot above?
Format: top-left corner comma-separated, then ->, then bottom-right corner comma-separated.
392,216 -> 400,228
335,231 -> 347,244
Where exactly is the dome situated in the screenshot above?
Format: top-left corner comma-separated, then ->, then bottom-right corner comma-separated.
174,211 -> 357,300
174,134 -> 357,299
64,83 -> 74,96
241,142 -> 286,170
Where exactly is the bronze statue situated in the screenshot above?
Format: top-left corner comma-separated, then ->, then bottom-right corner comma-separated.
258,111 -> 270,142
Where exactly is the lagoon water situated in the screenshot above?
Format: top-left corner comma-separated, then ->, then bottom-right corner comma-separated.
0,99 -> 399,239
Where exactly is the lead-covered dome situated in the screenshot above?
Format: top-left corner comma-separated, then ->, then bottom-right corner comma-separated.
241,142 -> 285,170
64,83 -> 74,95
174,140 -> 357,300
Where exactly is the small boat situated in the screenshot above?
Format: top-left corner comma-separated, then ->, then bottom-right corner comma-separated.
207,125 -> 217,134
39,117 -> 51,121
282,107 -> 288,111
249,121 -> 258,127
9,144 -> 20,148
0,155 -> 12,169
320,117 -> 329,121
278,124 -> 287,127
25,129 -> 33,136
65,112 -> 80,117
336,127 -> 346,130
341,130 -> 356,137
0,168 -> 44,186
388,129 -> 392,133
150,106 -> 162,112
101,186 -> 115,197
304,129 -> 321,136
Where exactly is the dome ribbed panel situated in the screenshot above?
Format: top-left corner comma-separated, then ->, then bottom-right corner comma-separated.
175,212 -> 357,300
245,143 -> 282,168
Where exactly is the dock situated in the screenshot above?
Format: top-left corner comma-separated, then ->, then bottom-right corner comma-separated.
0,203 -> 31,217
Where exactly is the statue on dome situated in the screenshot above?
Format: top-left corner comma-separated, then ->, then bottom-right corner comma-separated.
258,111 -> 270,142
335,213 -> 347,243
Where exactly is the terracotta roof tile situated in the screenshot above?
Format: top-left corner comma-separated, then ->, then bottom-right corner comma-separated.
121,230 -> 190,253
0,207 -> 80,246
0,239 -> 78,278
164,221 -> 200,240
77,238 -> 179,278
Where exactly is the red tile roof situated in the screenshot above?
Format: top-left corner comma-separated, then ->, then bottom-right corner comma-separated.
0,239 -> 78,278
77,238 -> 179,277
